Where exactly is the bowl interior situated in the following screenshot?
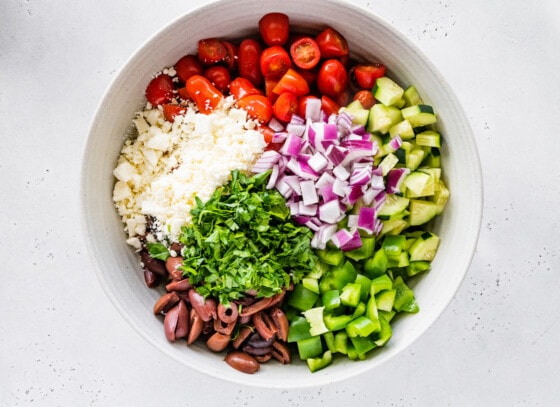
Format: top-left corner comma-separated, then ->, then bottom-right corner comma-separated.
82,0 -> 482,388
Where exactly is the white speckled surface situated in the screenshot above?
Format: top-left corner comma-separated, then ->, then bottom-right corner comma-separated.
1,0 -> 559,405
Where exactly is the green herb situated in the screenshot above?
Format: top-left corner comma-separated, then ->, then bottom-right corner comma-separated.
146,242 -> 170,261
178,170 -> 317,305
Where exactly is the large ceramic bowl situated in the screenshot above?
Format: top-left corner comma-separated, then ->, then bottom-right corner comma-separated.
82,0 -> 482,388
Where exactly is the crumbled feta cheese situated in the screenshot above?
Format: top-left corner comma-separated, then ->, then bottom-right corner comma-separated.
113,97 -> 266,243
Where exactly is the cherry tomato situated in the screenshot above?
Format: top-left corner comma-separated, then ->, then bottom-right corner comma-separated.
145,73 -> 174,106
297,95 -> 320,118
237,94 -> 273,123
162,104 -> 186,122
317,59 -> 348,99
176,86 -> 190,101
321,95 -> 340,116
257,125 -> 275,144
238,39 -> 263,87
260,46 -> 291,80
264,78 -> 279,104
352,63 -> 386,89
290,37 -> 321,70
258,12 -> 290,46
222,40 -> 238,71
185,75 -> 224,114
197,38 -> 228,65
316,27 -> 349,58
229,77 -> 262,101
273,92 -> 298,122
295,67 -> 318,89
353,89 -> 376,109
174,55 -> 203,83
273,68 -> 309,97
203,66 -> 231,93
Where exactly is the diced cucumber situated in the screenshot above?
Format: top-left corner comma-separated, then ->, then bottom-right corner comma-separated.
342,100 -> 370,127
403,171 -> 432,196
403,85 -> 424,107
389,119 -> 415,140
408,232 -> 440,262
406,147 -> 426,171
416,130 -> 441,148
401,104 -> 437,128
431,179 -> 450,215
408,199 -> 438,226
379,152 -> 399,176
367,104 -> 402,134
378,194 -> 410,220
406,261 -> 431,277
379,218 -> 409,236
373,77 -> 404,107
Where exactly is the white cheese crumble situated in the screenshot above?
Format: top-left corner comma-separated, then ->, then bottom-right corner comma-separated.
113,96 -> 266,243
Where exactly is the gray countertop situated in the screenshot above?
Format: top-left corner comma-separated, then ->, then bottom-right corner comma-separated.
2,0 -> 559,405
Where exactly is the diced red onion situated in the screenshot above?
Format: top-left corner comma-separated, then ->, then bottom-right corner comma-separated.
386,167 -> 410,194
357,207 -> 376,234
305,98 -> 323,122
280,133 -> 304,157
318,200 -> 342,224
268,117 -> 285,132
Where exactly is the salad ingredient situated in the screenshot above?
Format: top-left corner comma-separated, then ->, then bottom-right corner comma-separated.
317,59 -> 348,99
258,12 -> 290,46
197,38 -> 228,65
351,63 -> 386,90
260,46 -> 292,80
203,65 -> 231,93
225,351 -> 261,374
229,77 -> 263,100
272,92 -> 298,122
238,39 -> 264,87
174,54 -> 203,83
176,170 -> 317,305
236,94 -> 273,123
315,27 -> 349,58
184,75 -> 224,114
290,37 -> 321,70
145,73 -> 174,106
273,68 -> 309,96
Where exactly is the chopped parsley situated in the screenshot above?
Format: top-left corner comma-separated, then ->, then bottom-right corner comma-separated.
177,170 -> 317,305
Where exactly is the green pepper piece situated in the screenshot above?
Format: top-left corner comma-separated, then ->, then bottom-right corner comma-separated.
302,306 -> 329,336
365,296 -> 381,332
306,350 -> 333,373
354,274 -> 371,302
317,248 -> 345,266
324,313 -> 354,331
322,290 -> 341,311
297,336 -> 323,360
382,234 -> 406,261
363,248 -> 388,278
344,237 -> 375,261
393,276 -> 419,313
308,259 -> 330,279
319,260 -> 357,293
334,331 -> 349,354
350,334 -> 377,355
375,289 -> 396,312
347,343 -> 359,360
346,316 -> 378,337
374,312 -> 393,346
351,301 -> 366,319
340,282 -> 362,307
302,277 -> 320,294
323,331 -> 337,353
288,284 -> 319,311
379,310 -> 396,322
370,274 -> 393,296
287,315 -> 312,343
407,260 -> 431,277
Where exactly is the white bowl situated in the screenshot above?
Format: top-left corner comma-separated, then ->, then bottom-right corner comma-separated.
82,0 -> 482,388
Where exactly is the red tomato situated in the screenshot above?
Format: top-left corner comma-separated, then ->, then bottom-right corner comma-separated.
316,27 -> 349,58
295,67 -> 318,89
185,75 -> 224,114
273,68 -> 309,97
257,125 -> 275,144
260,46 -> 291,80
352,63 -> 386,89
162,104 -> 186,122
229,77 -> 262,100
317,59 -> 348,98
265,142 -> 284,152
145,73 -> 174,105
297,95 -> 320,118
290,37 -> 321,69
197,38 -> 227,65
353,89 -> 376,109
264,78 -> 279,104
203,66 -> 231,93
238,39 -> 263,87
222,40 -> 238,71
258,12 -> 290,46
237,94 -> 273,123
273,92 -> 298,122
321,95 -> 340,116
174,55 -> 203,83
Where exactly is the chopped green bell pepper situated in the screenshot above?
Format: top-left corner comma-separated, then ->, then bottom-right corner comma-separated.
322,289 -> 341,311
307,350 -> 333,372
302,306 -> 329,336
324,313 -> 354,331
340,282 -> 362,307
370,274 -> 393,295
363,248 -> 388,278
287,315 -> 312,343
319,260 -> 357,293
375,289 -> 396,312
288,284 -> 319,311
317,248 -> 345,266
350,334 -> 377,355
297,336 -> 323,360
346,316 -> 378,338
393,276 -> 419,313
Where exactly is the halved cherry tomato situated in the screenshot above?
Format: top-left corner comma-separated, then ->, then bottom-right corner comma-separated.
237,94 -> 273,123
260,46 -> 291,80
297,95 -> 320,118
353,89 -> 376,109
317,59 -> 348,99
229,77 -> 262,101
203,66 -> 231,93
258,12 -> 290,46
264,78 -> 279,104
238,39 -> 263,87
145,73 -> 174,105
185,75 -> 223,114
321,95 -> 340,116
290,37 -> 321,70
197,38 -> 227,65
257,125 -> 275,144
273,68 -> 309,97
316,27 -> 349,58
174,55 -> 203,83
273,92 -> 298,122
222,40 -> 238,71
295,67 -> 318,89
352,63 -> 386,89
162,104 -> 186,122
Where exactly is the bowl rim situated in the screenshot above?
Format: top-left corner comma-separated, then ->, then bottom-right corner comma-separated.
81,0 -> 483,388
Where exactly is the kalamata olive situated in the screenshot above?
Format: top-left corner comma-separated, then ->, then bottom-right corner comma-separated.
224,351 -> 260,374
